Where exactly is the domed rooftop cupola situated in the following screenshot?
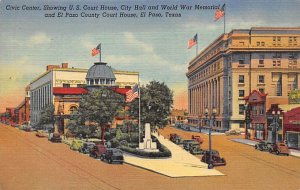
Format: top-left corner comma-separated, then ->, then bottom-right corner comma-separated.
86,62 -> 116,87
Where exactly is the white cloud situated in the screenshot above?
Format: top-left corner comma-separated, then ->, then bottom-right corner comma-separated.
124,32 -> 154,53
29,32 -> 51,45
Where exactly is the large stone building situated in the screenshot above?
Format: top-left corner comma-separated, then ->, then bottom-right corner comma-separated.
30,62 -> 138,126
187,27 -> 300,131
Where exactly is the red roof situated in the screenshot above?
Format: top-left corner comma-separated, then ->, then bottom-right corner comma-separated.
53,87 -> 88,95
112,87 -> 131,95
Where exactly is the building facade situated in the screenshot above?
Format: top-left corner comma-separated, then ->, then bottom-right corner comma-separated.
187,27 -> 300,131
30,62 -> 139,126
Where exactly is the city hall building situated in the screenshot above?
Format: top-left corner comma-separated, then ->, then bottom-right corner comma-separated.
30,62 -> 138,126
187,27 -> 300,131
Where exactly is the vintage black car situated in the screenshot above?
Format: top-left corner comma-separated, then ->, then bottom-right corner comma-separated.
201,150 -> 226,166
100,148 -> 124,164
255,141 -> 272,151
169,133 -> 182,144
183,140 -> 198,151
79,142 -> 96,154
189,143 -> 205,155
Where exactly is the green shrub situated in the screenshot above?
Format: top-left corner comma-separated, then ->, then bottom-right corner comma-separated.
111,138 -> 120,148
120,140 -> 128,146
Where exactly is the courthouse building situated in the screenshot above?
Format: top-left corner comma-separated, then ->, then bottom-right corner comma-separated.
187,27 -> 300,131
30,62 -> 138,126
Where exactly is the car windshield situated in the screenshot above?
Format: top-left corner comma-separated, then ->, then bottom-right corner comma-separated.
112,149 -> 122,154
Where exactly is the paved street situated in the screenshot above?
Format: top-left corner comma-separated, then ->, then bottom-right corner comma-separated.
1,124 -> 300,190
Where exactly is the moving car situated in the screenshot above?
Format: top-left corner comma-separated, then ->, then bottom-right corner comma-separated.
268,143 -> 289,155
183,140 -> 199,151
189,142 -> 205,155
201,150 -> 226,166
255,141 -> 272,151
100,148 -> 124,164
36,130 -> 48,138
79,142 -> 96,154
70,139 -> 84,151
89,144 -> 107,159
169,133 -> 182,144
191,135 -> 204,144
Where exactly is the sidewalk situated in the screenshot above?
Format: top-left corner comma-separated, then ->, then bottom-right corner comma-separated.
123,133 -> 224,178
231,138 -> 300,158
180,126 -> 225,136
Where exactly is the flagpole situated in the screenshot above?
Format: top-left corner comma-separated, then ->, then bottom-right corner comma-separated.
196,41 -> 198,56
223,4 -> 226,34
138,74 -> 141,145
99,43 -> 102,62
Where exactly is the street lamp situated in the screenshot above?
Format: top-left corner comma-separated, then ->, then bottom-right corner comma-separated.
271,110 -> 281,144
204,107 -> 217,169
244,104 -> 251,139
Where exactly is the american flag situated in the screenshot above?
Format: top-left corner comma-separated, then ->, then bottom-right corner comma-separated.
187,34 -> 197,49
91,43 -> 101,56
215,4 -> 225,21
126,84 -> 139,103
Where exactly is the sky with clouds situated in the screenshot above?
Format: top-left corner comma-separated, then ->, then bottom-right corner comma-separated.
0,0 -> 300,112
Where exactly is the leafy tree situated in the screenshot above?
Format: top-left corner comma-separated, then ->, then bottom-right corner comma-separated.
128,80 -> 173,129
39,104 -> 55,130
76,87 -> 125,142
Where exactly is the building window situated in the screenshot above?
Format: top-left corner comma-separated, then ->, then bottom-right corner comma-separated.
259,88 -> 265,93
69,106 -> 78,114
63,83 -> 70,88
261,42 -> 265,46
229,91 -> 231,99
259,54 -> 264,65
239,75 -> 244,83
239,104 -> 244,115
239,54 -> 245,65
257,42 -> 260,46
239,122 -> 245,128
258,75 -> 264,83
239,90 -> 245,97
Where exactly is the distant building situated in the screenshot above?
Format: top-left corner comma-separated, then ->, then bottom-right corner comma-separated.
187,27 -> 300,131
14,85 -> 30,124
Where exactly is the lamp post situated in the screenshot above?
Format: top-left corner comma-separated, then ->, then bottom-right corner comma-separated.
244,104 -> 250,139
204,107 -> 217,169
271,110 -> 280,144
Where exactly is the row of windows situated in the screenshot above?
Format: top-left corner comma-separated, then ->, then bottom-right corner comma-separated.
190,62 -> 221,83
30,83 -> 52,112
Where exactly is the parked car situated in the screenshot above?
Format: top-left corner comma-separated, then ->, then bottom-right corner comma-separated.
49,133 -> 62,143
183,140 -> 199,151
254,141 -> 272,151
182,124 -> 191,131
169,133 -> 182,144
100,148 -> 124,164
79,142 -> 96,154
191,135 -> 204,144
89,144 -> 107,159
189,142 -> 205,155
36,130 -> 48,138
268,143 -> 289,155
201,150 -> 226,166
70,139 -> 84,151
225,129 -> 241,136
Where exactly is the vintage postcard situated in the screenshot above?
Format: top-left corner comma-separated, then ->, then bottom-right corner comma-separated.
0,0 -> 300,190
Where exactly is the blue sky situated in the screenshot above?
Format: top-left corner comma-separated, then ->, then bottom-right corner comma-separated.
0,0 -> 300,111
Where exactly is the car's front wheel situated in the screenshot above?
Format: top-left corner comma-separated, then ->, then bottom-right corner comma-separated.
108,158 -> 112,164
276,150 -> 280,155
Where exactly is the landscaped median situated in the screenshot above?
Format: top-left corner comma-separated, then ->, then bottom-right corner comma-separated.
120,138 -> 171,158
